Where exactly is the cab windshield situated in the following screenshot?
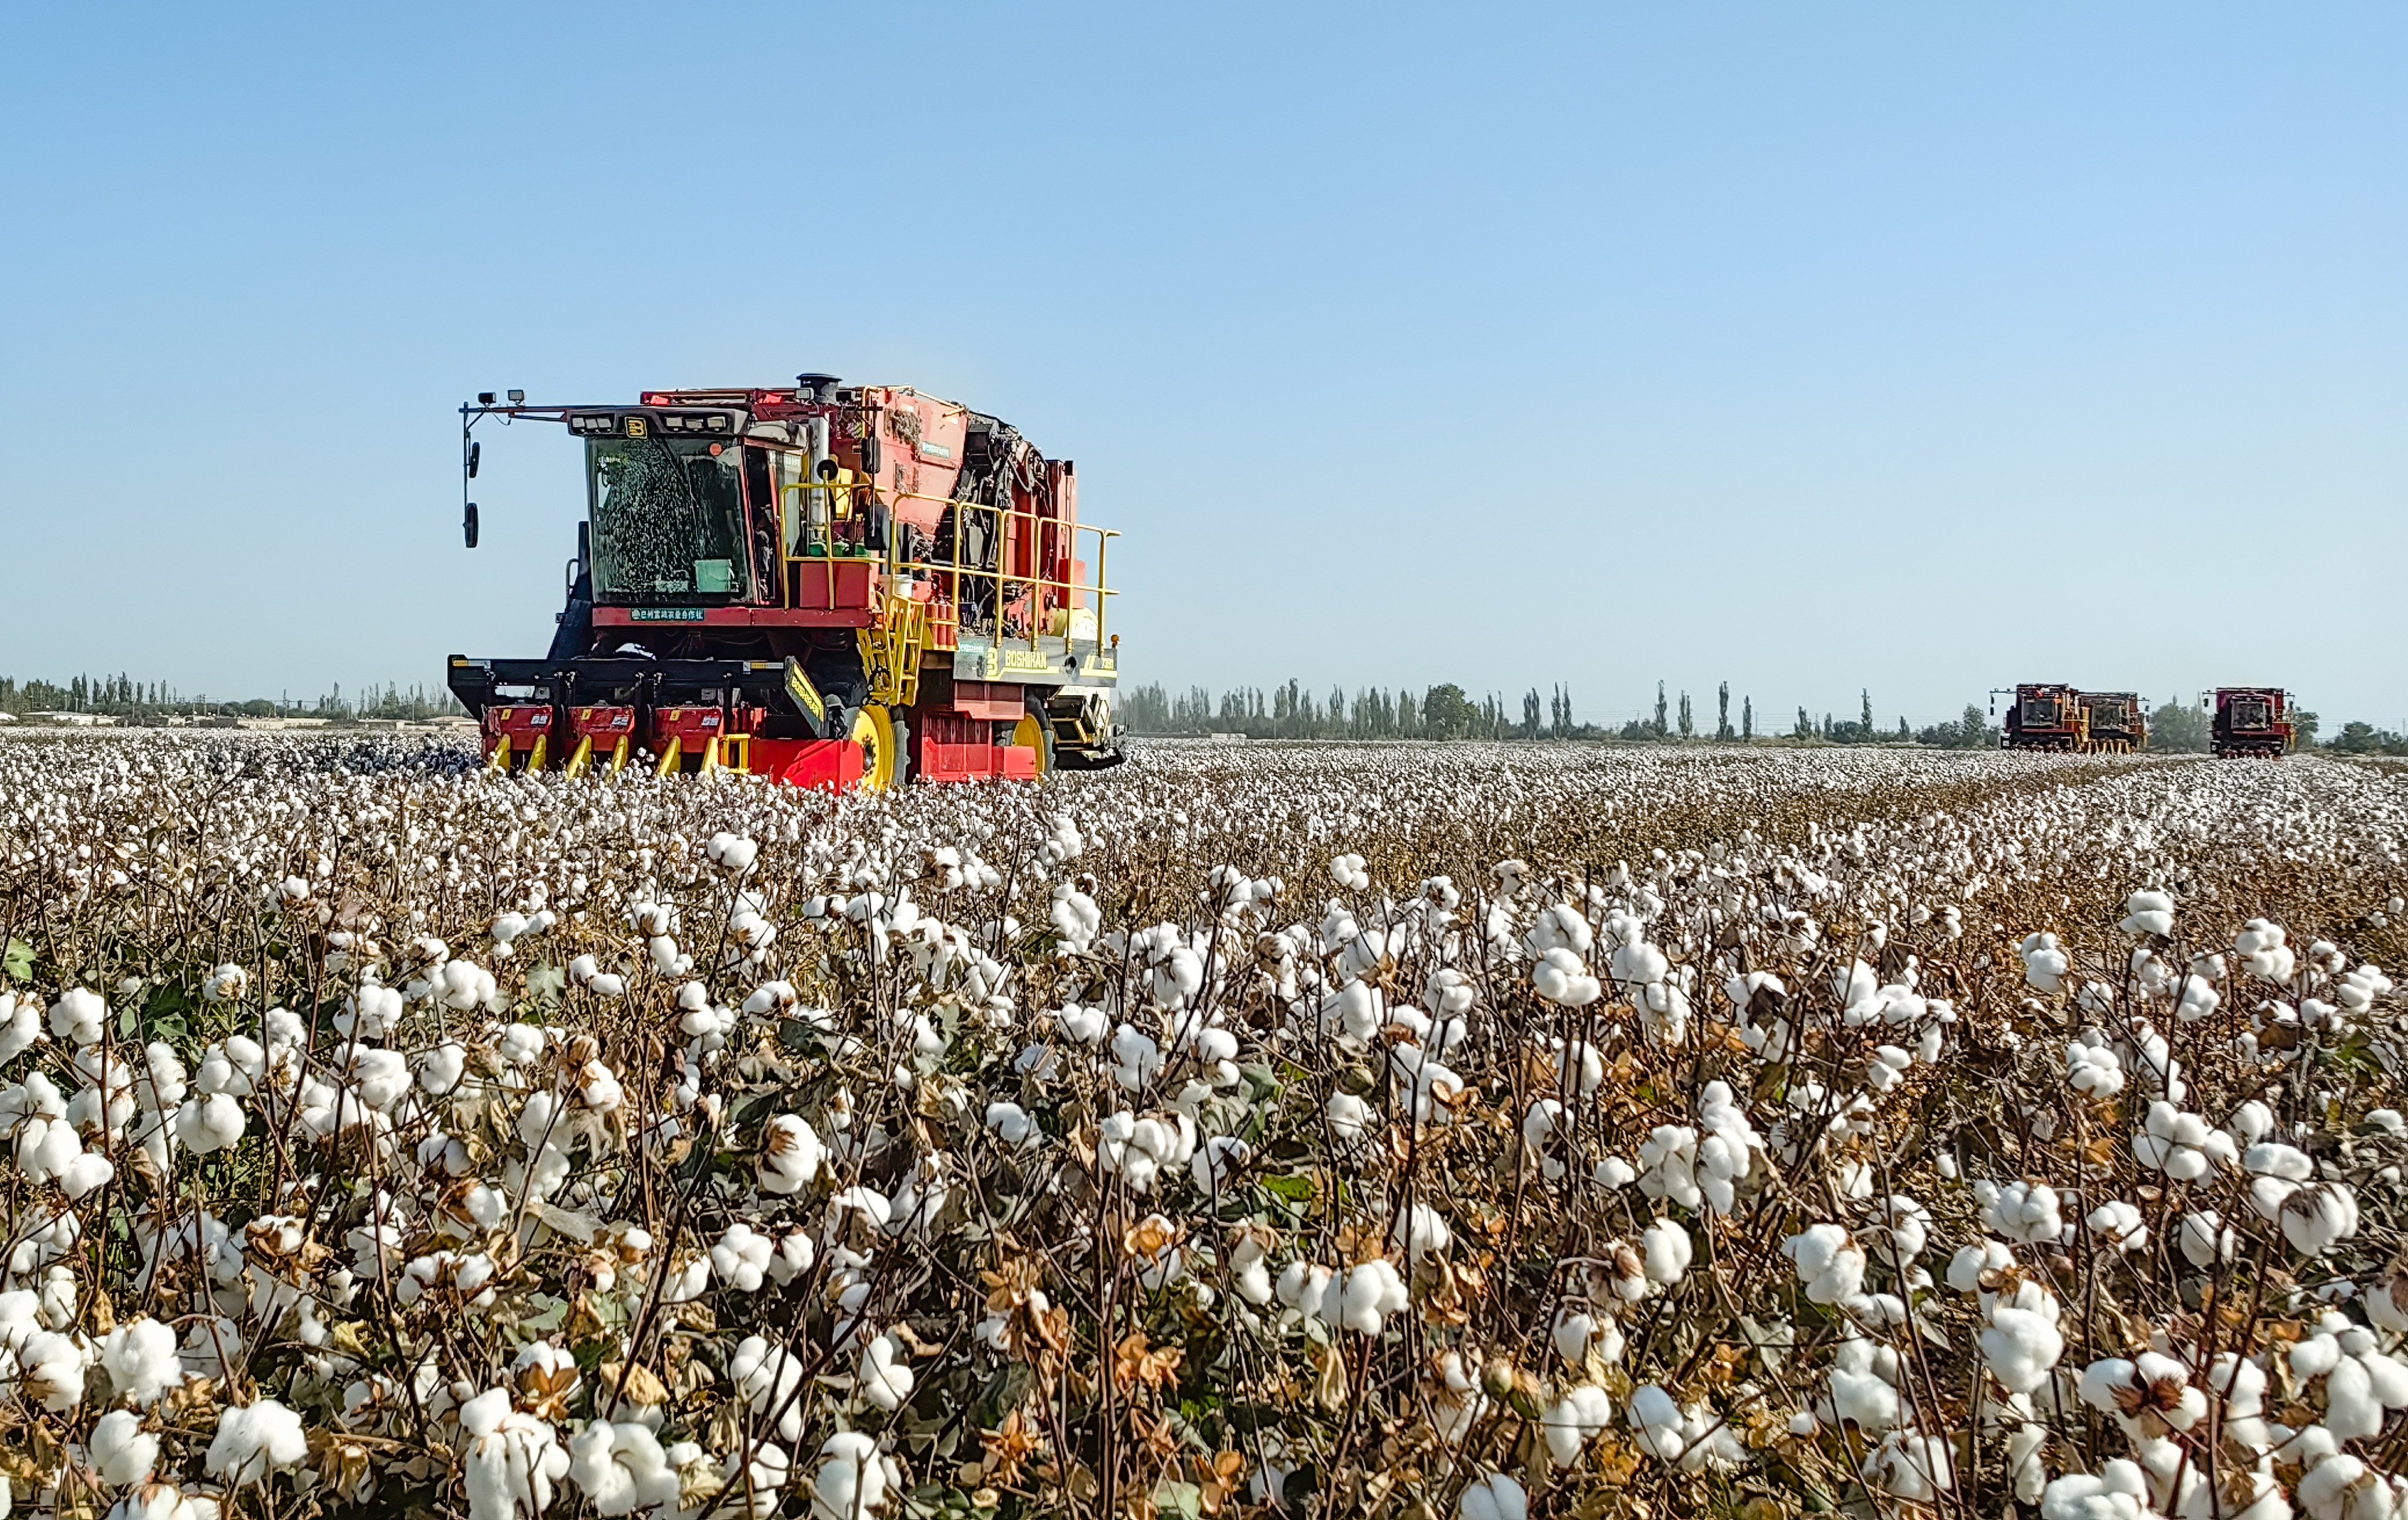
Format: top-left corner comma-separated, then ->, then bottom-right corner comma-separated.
587,436 -> 753,600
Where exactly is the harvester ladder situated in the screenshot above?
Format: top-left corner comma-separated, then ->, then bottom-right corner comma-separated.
859,594 -> 931,709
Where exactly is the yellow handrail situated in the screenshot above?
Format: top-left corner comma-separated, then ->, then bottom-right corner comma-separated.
874,491 -> 1116,652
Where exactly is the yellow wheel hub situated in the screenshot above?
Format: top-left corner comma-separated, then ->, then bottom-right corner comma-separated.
850,705 -> 899,792
1011,714 -> 1051,777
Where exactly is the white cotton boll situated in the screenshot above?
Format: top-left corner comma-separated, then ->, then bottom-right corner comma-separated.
2133,1101 -> 2236,1181
1193,1136 -> 1252,1195
1782,1224 -> 1867,1305
0,993 -> 44,1064
459,1387 -> 570,1520
2078,1355 -> 2206,1432
92,1409 -> 160,1486
437,959 -> 497,1013
1109,1024 -> 1163,1090
2086,1200 -> 2149,1254
2173,973 -> 2220,1024
2293,1332 -> 2345,1381
2120,891 -> 2176,940
1542,1384 -> 1614,1468
860,1332 -> 916,1411
2019,933 -> 2069,994
1862,1431 -> 1953,1502
1626,1384 -> 1688,1464
1832,958 -> 1879,1011
1642,1219 -> 1692,1287
984,1101 -> 1039,1148
49,987 -> 108,1045
1981,1305 -> 2065,1395
1637,1125 -> 1701,1209
1531,947 -> 1601,1008
103,1317 -> 182,1407
1946,1241 -> 2009,1295
1974,1180 -> 2065,1244
2040,1459 -> 2153,1520
2325,1354 -> 2387,1442
1594,1155 -> 1636,1189
59,1147 -> 115,1199
735,1230 -> 803,1292
707,833 -> 760,876
16,1326 -> 87,1410
1611,937 -> 1669,988
2299,1453 -> 2408,1520
1338,1259 -> 1411,1335
203,961 -> 251,1003
1326,1092 -> 1371,1144
813,1432 -> 890,1520
1458,1472 -> 1527,1520
2280,1184 -> 2361,1256
1553,1309 -> 1601,1367
414,1040 -> 467,1097
2066,1032 -> 2126,1098
566,1420 -> 680,1517
710,1224 -> 775,1293
205,1399 -> 309,1484
497,1023 -> 546,1066
731,1335 -> 808,1442
174,1093 -> 246,1155
2179,1211 -> 2237,1268
759,1114 -> 824,1194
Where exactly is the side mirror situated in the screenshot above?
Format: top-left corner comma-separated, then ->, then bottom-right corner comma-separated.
464,502 -> 480,549
467,441 -> 481,479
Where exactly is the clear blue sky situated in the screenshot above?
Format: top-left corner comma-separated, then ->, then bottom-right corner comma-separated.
4,4 -> 2402,727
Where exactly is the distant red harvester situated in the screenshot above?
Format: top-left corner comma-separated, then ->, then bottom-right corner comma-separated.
445,376 -> 1125,790
2210,688 -> 2294,759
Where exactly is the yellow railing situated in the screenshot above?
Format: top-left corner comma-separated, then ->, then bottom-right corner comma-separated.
781,485 -> 1117,653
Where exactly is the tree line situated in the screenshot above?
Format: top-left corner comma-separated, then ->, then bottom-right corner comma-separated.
0,673 -> 462,723
1119,680 -> 2006,746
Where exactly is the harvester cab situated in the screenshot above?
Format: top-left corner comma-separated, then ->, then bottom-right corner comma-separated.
446,378 -> 1125,789
2000,683 -> 2088,751
2075,691 -> 2146,754
2210,688 -> 2293,759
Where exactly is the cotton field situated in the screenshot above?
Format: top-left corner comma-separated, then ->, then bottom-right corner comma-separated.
2,733 -> 2406,1520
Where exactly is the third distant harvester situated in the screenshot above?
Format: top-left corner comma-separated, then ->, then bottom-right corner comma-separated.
445,375 -> 1124,789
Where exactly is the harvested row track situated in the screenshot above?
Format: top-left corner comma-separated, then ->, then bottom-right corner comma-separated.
0,733 -> 2404,1520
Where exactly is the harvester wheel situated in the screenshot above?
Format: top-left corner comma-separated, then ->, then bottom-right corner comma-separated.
1011,712 -> 1055,779
850,705 -> 906,792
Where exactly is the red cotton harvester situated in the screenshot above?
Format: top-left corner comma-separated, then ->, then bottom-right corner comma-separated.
2000,683 -> 2088,751
2210,688 -> 2294,759
2075,691 -> 2147,754
445,376 -> 1125,790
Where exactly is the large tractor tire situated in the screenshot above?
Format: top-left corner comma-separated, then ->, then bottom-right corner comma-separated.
850,705 -> 909,791
1012,701 -> 1056,779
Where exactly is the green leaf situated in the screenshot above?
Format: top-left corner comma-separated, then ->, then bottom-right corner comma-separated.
1239,1062 -> 1280,1104
523,961 -> 567,1011
2,940 -> 30,983
1259,1174 -> 1314,1203
1153,1482 -> 1203,1520
975,1361 -> 1034,1427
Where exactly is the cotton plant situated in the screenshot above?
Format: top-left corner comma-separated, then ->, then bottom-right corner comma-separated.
0,731 -> 2403,1520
